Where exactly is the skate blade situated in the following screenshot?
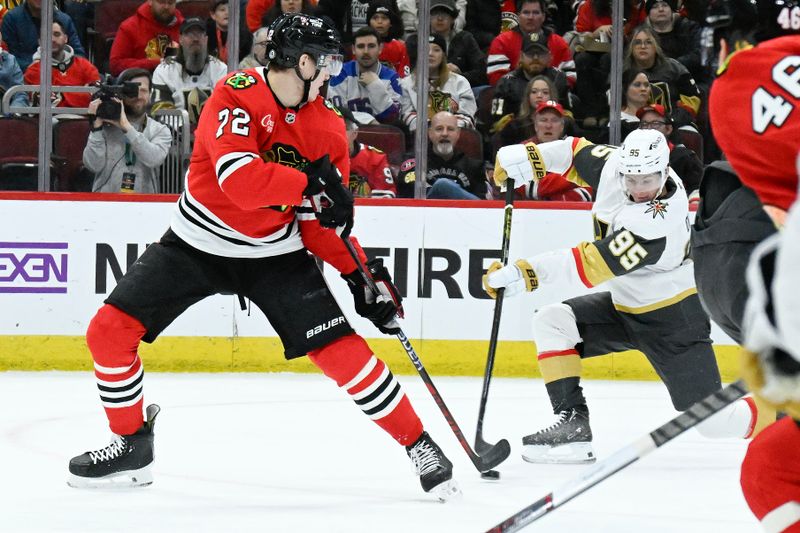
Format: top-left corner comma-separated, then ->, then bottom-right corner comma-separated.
67,465 -> 153,489
521,442 -> 596,464
429,479 -> 462,502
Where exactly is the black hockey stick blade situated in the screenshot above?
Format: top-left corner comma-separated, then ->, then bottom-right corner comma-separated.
340,236 -> 511,473
475,436 -> 511,471
486,380 -> 749,532
475,183 -> 515,458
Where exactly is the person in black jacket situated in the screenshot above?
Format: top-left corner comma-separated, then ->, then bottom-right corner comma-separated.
207,0 -> 252,63
318,0 -> 397,48
464,0 -> 501,52
644,0 -> 707,86
430,0 -> 488,87
397,111 -> 486,199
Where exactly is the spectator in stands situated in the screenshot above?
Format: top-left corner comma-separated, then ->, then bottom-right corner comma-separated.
109,0 -> 184,76
315,0 -> 373,46
260,0 -> 316,28
238,26 -> 269,68
429,0 -> 487,88
491,31 -> 568,123
572,0 -> 645,126
63,0 -> 93,50
151,17 -> 228,124
623,25 -> 701,128
1,0 -> 85,72
0,26 -> 28,109
207,0 -> 252,63
492,74 -> 558,150
397,110 -> 486,199
84,68 -> 172,193
367,0 -> 409,77
644,0 -> 705,85
397,0 -> 466,35
637,103 -> 702,193
339,106 -> 397,198
400,33 -> 475,132
24,20 -> 99,109
246,0 -> 318,33
486,0 -> 571,86
328,26 -> 401,125
464,0 -> 501,52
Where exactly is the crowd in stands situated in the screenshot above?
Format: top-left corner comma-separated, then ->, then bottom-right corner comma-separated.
0,0 -> 710,199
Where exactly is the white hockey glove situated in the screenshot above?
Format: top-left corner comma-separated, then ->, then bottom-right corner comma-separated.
493,143 -> 546,189
482,259 -> 539,299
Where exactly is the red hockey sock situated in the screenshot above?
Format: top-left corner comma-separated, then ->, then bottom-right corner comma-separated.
309,334 -> 423,446
86,304 -> 147,436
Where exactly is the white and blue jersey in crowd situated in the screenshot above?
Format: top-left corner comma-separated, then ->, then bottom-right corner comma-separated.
327,61 -> 402,124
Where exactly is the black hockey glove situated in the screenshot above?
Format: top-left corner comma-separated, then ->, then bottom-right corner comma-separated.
343,258 -> 404,335
302,155 -> 354,229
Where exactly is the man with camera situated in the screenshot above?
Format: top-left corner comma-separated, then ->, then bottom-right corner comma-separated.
23,20 -> 99,109
83,68 -> 172,193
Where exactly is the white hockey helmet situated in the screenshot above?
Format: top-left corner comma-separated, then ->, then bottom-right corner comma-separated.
618,129 -> 670,202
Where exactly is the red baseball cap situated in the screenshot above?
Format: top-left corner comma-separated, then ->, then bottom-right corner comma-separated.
535,100 -> 564,116
636,104 -> 670,121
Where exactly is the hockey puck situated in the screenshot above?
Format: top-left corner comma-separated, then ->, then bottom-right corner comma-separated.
481,470 -> 501,480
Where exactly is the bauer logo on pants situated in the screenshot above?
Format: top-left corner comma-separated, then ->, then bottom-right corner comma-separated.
306,316 -> 346,338
0,242 -> 68,293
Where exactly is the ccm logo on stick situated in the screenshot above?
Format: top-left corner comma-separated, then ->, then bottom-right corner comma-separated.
306,316 -> 346,338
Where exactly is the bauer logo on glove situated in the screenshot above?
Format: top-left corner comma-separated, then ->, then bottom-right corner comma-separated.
482,259 -> 539,299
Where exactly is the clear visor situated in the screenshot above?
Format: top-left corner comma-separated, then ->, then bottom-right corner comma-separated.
317,53 -> 344,76
621,172 -> 663,201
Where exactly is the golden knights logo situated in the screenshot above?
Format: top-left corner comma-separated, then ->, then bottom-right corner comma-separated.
645,199 -> 669,219
225,72 -> 257,90
262,143 -> 309,169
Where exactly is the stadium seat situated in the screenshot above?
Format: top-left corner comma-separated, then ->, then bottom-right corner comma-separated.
455,127 -> 483,161
677,128 -> 703,164
356,124 -> 406,167
87,0 -> 141,72
176,0 -> 212,21
52,119 -> 93,191
0,117 -> 40,191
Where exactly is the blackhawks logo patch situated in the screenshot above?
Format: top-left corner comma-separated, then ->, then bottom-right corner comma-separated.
225,72 -> 257,90
645,199 -> 669,219
262,143 -> 309,169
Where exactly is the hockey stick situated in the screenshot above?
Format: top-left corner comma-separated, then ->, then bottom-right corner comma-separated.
475,181 -> 515,456
486,379 -> 749,532
340,235 -> 511,473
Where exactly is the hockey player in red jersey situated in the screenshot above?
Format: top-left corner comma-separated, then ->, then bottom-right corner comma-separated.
705,0 -> 800,528
66,13 -> 460,501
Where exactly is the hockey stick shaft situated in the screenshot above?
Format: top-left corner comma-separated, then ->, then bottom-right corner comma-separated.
340,236 -> 510,473
475,183 -> 515,452
487,379 -> 749,532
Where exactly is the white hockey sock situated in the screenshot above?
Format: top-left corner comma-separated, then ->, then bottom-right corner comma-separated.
695,397 -> 756,439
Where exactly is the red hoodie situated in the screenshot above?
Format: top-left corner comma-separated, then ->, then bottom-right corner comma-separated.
109,3 -> 184,76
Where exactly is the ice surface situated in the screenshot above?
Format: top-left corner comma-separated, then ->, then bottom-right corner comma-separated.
0,372 -> 757,532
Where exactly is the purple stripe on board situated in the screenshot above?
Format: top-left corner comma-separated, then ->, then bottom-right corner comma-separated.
0,242 -> 69,249
0,287 -> 68,293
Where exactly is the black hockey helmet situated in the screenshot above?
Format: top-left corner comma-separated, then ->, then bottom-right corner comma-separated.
266,13 -> 344,76
706,0 -> 800,44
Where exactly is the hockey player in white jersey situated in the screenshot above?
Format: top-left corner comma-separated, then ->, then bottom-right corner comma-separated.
484,129 -> 728,464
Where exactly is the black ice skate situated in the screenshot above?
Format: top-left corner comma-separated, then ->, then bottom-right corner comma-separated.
67,404 -> 160,489
521,405 -> 595,464
406,431 -> 461,502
